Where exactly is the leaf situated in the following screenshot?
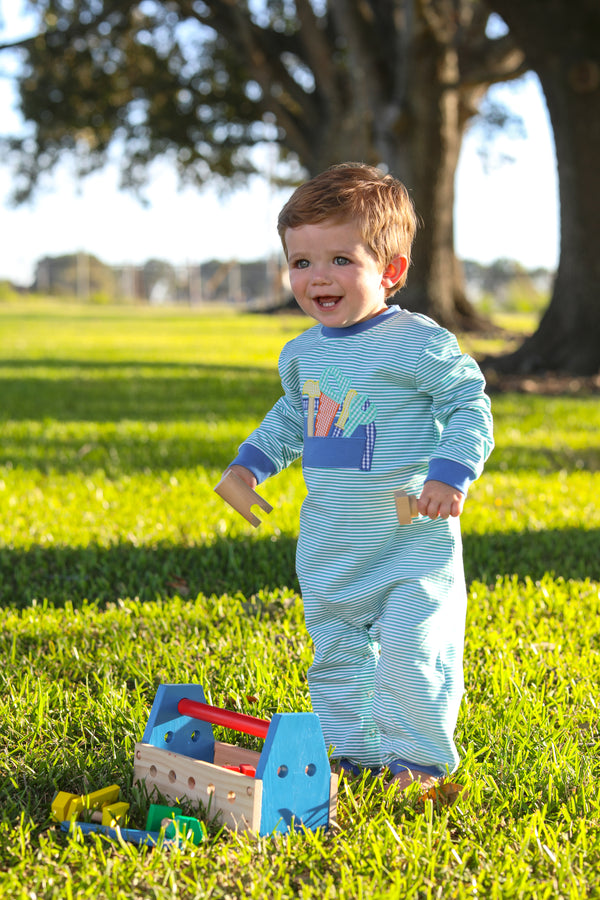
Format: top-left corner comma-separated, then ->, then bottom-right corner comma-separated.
417,782 -> 467,807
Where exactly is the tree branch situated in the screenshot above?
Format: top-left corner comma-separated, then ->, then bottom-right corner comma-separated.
0,35 -> 38,53
459,32 -> 526,88
293,0 -> 337,108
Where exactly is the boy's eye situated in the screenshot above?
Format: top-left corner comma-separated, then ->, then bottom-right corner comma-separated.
334,256 -> 350,266
293,259 -> 310,269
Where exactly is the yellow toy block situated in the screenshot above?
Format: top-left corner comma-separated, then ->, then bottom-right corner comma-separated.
51,785 -> 121,822
101,801 -> 130,827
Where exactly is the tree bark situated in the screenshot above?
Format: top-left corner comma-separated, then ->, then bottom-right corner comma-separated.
398,35 -> 474,329
483,0 -> 600,374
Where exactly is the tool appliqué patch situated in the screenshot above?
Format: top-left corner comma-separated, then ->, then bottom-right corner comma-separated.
302,366 -> 376,471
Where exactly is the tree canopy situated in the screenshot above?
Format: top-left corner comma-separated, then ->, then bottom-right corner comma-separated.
6,1 -> 600,374
2,2 -> 522,194
2,1 -> 526,332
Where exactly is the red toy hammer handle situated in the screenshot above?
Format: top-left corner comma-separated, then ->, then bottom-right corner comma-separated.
177,698 -> 270,739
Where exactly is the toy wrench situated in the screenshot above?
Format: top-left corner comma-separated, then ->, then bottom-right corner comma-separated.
214,469 -> 273,527
343,397 -> 378,437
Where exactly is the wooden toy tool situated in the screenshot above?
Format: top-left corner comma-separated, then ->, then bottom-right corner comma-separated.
51,784 -> 129,826
214,469 -> 273,527
60,820 -> 171,847
134,683 -> 337,837
145,803 -> 206,844
394,490 -> 419,524
60,803 -> 206,847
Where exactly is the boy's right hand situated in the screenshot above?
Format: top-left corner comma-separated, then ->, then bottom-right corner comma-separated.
226,465 -> 258,490
418,479 -> 465,519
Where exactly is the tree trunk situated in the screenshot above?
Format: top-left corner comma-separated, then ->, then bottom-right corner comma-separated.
397,38 -> 481,330
484,1 -> 600,375
396,39 -> 454,327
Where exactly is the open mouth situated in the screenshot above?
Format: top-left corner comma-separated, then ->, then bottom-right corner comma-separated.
314,296 -> 341,309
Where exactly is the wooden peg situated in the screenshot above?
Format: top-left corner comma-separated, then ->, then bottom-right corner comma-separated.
214,469 -> 273,528
394,491 -> 419,525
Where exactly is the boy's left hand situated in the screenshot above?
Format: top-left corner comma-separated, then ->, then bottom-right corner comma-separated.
418,480 -> 465,519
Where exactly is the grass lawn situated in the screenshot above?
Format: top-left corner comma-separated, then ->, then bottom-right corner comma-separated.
1,301 -> 599,899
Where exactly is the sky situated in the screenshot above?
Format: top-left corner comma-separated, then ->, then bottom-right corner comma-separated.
0,8 -> 560,287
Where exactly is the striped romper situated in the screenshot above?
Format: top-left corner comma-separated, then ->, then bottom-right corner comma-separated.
232,306 -> 494,775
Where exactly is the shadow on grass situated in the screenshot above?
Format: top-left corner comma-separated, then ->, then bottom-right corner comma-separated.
0,360 -> 282,423
484,445 -> 600,474
463,528 -> 600,585
0,359 -> 285,473
1,529 -> 598,610
0,537 -> 299,610
1,428 -> 242,473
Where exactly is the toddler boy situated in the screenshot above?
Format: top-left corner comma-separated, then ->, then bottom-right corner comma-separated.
224,163 -> 494,788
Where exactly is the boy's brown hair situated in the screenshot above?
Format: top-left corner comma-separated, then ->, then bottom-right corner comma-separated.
277,162 -> 418,294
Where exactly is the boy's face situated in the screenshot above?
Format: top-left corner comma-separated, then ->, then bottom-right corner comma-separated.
284,219 -> 407,328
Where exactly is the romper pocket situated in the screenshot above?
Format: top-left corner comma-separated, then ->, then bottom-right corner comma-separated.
303,434 -> 367,468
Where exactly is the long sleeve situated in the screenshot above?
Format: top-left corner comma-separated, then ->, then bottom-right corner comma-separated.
416,329 -> 494,492
230,341 -> 305,483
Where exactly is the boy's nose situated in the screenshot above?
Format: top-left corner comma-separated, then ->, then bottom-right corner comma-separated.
311,267 -> 332,284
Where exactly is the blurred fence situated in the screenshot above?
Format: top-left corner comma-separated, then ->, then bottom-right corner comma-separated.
30,254 -> 290,307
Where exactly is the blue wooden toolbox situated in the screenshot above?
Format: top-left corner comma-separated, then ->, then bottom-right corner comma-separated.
133,684 -> 338,836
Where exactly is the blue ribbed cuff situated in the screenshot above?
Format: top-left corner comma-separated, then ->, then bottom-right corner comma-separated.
230,443 -> 277,484
426,458 -> 475,495
386,757 -> 446,778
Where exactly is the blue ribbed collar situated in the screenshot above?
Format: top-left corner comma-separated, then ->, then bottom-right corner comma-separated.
320,305 -> 401,338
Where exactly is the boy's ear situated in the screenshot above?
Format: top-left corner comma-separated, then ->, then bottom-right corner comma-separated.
382,255 -> 408,288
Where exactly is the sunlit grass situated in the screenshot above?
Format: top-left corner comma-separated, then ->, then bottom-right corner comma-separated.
0,301 -> 598,899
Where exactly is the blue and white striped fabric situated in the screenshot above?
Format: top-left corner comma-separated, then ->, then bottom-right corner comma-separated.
232,306 -> 494,773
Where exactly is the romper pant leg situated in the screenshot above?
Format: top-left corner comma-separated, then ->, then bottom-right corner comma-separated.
372,519 -> 467,776
304,600 -> 383,768
300,517 -> 466,774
